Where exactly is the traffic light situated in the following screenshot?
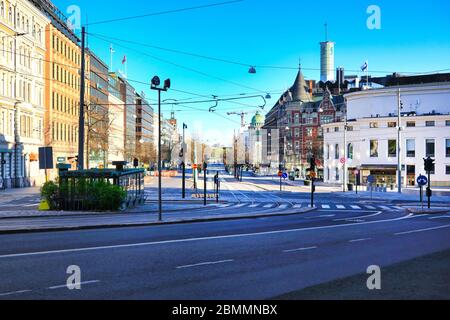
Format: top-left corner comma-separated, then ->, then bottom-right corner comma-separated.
424,157 -> 435,173
309,156 -> 316,172
133,158 -> 139,168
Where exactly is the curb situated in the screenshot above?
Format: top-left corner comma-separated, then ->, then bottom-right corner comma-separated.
407,208 -> 450,215
0,208 -> 316,235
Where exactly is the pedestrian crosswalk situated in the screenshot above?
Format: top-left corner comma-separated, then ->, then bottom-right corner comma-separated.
211,202 -> 404,212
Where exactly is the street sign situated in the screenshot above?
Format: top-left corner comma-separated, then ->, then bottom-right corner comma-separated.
340,158 -> 346,164
282,172 -> 288,179
417,175 -> 428,187
193,164 -> 198,170
367,175 -> 376,184
278,171 -> 283,177
310,172 -> 317,179
57,157 -> 66,163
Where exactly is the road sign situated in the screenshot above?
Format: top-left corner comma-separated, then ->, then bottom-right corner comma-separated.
417,175 -> 428,187
367,175 -> 376,184
340,158 -> 346,164
278,171 -> 283,177
193,164 -> 198,170
282,173 -> 288,179
310,172 -> 317,179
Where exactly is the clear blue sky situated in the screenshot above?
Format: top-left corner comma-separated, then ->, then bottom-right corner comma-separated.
54,0 -> 450,145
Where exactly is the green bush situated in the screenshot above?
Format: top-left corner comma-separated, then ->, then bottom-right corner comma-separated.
41,181 -> 60,210
41,179 -> 127,211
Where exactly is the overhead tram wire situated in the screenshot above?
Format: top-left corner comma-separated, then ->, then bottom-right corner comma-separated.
84,33 -> 450,76
84,0 -> 244,26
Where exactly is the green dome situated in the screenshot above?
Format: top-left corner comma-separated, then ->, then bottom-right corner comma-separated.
251,112 -> 265,127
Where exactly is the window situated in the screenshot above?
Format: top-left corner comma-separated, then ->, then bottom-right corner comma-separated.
334,127 -> 339,132
306,128 -> 313,137
326,144 -> 330,160
406,121 -> 416,127
426,139 -> 435,157
426,121 -> 435,127
347,143 -> 354,160
369,122 -> 378,128
347,126 -> 354,132
446,139 -> 450,158
335,144 -> 340,160
388,140 -> 397,158
406,139 -> 416,158
447,166 -> 450,175
370,140 -> 378,157
335,168 -> 340,181
446,120 -> 450,127
388,122 -> 397,128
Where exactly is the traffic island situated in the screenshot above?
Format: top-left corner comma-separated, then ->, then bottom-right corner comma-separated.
406,207 -> 450,215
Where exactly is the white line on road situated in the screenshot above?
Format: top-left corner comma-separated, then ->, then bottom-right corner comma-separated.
278,204 -> 288,209
48,280 -> 100,290
283,246 -> 317,253
176,259 -> 234,269
0,214 -> 413,260
379,206 -> 392,211
0,290 -> 32,297
429,216 -> 450,220
263,204 -> 274,208
394,224 -> 450,236
334,211 -> 382,222
349,238 -> 372,243
336,205 -> 346,209
322,205 -> 331,209
293,204 -> 303,209
351,205 -> 361,210
249,204 -> 260,208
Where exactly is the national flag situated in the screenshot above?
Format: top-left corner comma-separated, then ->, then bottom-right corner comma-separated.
361,61 -> 368,72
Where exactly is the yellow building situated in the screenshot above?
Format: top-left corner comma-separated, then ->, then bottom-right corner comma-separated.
44,22 -> 89,173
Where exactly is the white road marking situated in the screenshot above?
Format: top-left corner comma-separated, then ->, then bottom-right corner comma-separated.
336,205 -> 346,209
351,205 -> 361,210
264,204 -> 274,208
232,203 -> 247,208
176,259 -> 234,269
0,214 -> 413,260
283,246 -> 317,253
23,203 -> 40,207
349,238 -> 372,243
293,204 -> 303,209
429,216 -> 450,220
0,290 -> 32,297
393,206 -> 405,211
395,224 -> 450,236
322,205 -> 331,209
334,211 -> 382,221
48,280 -> 100,290
379,206 -> 391,211
278,204 -> 288,209
249,204 -> 260,208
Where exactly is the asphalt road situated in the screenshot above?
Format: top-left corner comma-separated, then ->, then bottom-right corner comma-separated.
1,206 -> 449,299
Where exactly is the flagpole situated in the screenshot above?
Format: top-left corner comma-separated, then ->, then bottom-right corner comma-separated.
366,61 -> 369,89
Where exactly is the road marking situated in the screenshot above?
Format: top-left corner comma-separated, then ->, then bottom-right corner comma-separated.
351,205 -> 361,210
349,238 -> 372,243
334,211 -> 382,222
23,203 -> 40,207
322,205 -> 331,209
264,204 -> 274,208
48,280 -> 100,290
278,204 -> 288,209
293,204 -> 303,209
232,203 -> 247,208
379,206 -> 391,211
283,246 -> 317,253
336,205 -> 346,209
365,206 -> 376,210
429,216 -> 450,220
394,224 -> 450,236
304,214 -> 336,219
249,204 -> 260,208
176,259 -> 234,269
393,206 -> 405,211
0,290 -> 32,297
0,214 -> 413,260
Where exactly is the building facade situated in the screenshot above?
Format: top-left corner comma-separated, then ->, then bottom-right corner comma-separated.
107,72 -> 124,165
323,83 -> 450,187
0,0 -> 49,189
135,91 -> 154,166
42,7 -> 89,174
87,50 -> 109,168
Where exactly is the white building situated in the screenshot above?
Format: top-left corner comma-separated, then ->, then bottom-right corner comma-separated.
0,0 -> 49,188
107,94 -> 125,165
323,83 -> 450,187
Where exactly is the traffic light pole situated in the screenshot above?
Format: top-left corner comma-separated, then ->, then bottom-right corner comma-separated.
77,27 -> 86,171
311,178 -> 315,208
203,162 -> 207,206
182,162 -> 186,199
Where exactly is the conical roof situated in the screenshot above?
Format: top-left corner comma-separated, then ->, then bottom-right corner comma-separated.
290,69 -> 312,102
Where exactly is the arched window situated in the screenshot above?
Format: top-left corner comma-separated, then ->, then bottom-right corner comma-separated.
347,143 -> 354,160
1,2 -> 4,17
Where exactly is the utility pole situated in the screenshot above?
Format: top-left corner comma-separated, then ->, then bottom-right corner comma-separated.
78,27 -> 86,171
343,107 -> 348,193
397,88 -> 402,194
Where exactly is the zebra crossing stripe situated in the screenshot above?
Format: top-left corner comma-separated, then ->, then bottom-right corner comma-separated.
249,204 -> 259,208
279,204 -> 288,209
351,205 -> 361,210
233,204 -> 247,208
365,205 -> 376,210
264,204 -> 274,208
379,206 -> 391,211
293,205 -> 303,208
394,206 -> 404,211
322,205 -> 331,209
336,205 -> 346,209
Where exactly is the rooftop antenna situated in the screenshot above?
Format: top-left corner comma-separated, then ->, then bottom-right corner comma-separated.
324,22 -> 328,41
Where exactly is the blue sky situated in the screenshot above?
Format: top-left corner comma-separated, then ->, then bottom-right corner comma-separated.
55,0 -> 450,145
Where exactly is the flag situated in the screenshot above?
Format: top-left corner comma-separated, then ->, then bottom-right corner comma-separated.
361,61 -> 368,72
110,45 -> 115,54
122,55 -> 127,65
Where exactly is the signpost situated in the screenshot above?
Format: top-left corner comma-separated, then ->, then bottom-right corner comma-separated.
354,169 -> 360,194
417,175 -> 428,209
424,157 -> 435,209
367,175 -> 375,200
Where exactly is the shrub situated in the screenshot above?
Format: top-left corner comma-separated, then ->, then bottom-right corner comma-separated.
41,181 -> 59,210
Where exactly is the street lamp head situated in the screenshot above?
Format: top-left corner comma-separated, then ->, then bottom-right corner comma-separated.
151,76 -> 161,88
248,66 -> 256,74
265,93 -> 272,99
164,79 -> 171,90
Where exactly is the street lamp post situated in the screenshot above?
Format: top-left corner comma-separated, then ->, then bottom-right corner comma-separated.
151,76 -> 171,222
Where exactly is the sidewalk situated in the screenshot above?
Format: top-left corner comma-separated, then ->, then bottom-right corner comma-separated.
0,205 -> 314,234
338,190 -> 450,203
